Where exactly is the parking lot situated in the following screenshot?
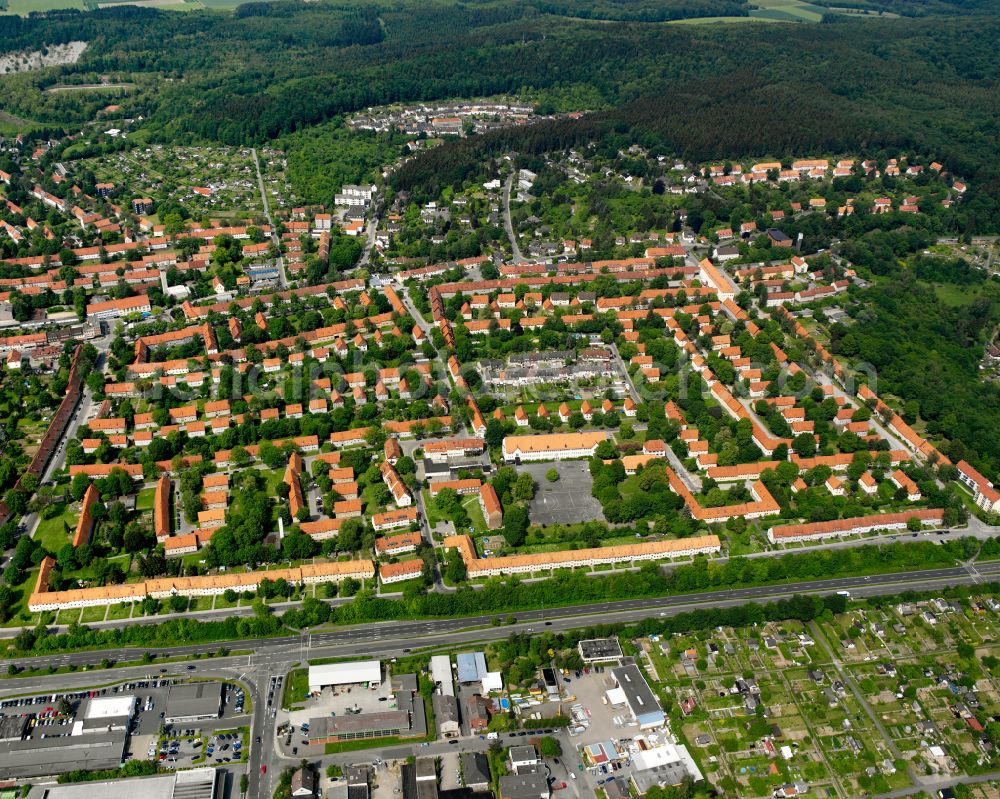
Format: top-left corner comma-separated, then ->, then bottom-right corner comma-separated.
153,726 -> 249,770
522,461 -> 604,526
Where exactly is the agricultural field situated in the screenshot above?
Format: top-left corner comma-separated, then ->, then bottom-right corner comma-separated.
748,0 -> 827,22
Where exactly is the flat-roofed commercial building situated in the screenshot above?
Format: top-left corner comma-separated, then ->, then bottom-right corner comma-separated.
25,766 -> 221,799
578,638 -> 624,663
611,663 -> 664,729
1,730 -> 129,780
629,744 -> 702,794
78,695 -> 136,734
308,660 -> 381,693
165,682 -> 224,723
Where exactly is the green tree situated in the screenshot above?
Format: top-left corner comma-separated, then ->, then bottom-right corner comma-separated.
503,505 -> 529,547
793,432 -> 816,457
539,736 -> 562,758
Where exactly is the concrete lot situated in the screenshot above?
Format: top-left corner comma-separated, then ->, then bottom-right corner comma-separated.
560,669 -> 658,793
280,674 -> 397,759
286,673 -> 396,729
377,764 -> 403,799
440,751 -> 462,790
522,461 -> 604,526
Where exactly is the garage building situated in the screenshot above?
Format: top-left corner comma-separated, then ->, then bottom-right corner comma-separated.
308,660 -> 382,693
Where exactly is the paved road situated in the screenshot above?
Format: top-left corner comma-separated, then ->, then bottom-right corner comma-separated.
400,286 -> 434,338
251,147 -> 286,289
358,217 -> 378,269
503,173 -> 524,263
3,541 -> 995,640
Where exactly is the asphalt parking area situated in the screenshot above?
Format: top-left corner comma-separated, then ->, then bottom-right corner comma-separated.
521,461 -> 604,526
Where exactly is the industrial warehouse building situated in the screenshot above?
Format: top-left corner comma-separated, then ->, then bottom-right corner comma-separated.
578,638 -> 624,663
456,652 -> 487,684
609,663 -> 665,729
26,767 -> 221,799
308,660 -> 382,693
629,744 -> 702,794
165,682 -> 224,723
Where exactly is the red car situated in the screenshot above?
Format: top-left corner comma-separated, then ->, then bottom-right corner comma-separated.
260,766 -> 266,775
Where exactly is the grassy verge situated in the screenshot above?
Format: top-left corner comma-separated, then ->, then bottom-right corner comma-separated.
282,668 -> 309,709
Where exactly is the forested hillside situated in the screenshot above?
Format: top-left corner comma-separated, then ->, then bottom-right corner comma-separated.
391,15 -> 1000,234
832,272 -> 1000,474
2,0 -> 998,197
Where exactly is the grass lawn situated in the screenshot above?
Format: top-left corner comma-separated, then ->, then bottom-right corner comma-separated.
421,490 -> 443,527
748,0 -> 826,21
461,494 -> 488,534
669,15 -> 783,24
282,668 -> 309,709
324,733 -> 429,754
379,575 -> 426,594
0,573 -> 35,626
953,481 -> 985,518
136,487 -> 156,511
618,474 -> 642,499
56,608 -> 80,625
106,602 -> 133,621
928,281 -> 985,307
261,467 -> 284,497
180,551 -> 207,571
3,0 -> 85,12
34,508 -> 76,552
79,605 -> 106,623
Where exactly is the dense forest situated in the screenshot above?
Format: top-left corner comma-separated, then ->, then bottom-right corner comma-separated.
831,270 -> 1000,475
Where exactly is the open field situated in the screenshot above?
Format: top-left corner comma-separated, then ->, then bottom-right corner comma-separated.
2,0 -> 243,10
668,0 -> 833,23
1,0 -> 84,12
97,0 -> 199,10
45,83 -> 136,94
749,0 -> 827,22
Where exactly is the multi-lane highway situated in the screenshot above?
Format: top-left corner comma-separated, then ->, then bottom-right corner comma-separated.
4,562 -> 997,673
